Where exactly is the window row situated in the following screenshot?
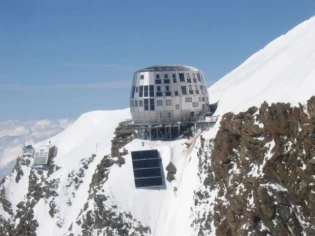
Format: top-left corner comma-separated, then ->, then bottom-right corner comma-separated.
131,98 -> 204,109
132,85 -> 207,98
138,72 -> 204,83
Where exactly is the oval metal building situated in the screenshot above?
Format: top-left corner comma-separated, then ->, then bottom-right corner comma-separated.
130,65 -> 210,125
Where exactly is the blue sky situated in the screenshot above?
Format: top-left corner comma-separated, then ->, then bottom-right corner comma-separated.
1,0 -> 315,120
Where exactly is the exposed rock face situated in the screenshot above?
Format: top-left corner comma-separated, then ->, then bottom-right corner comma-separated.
166,162 -> 177,182
195,97 -> 315,235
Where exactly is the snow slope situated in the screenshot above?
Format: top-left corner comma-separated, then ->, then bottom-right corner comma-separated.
209,16 -> 315,115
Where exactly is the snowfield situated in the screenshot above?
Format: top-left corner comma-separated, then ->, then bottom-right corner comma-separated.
1,15 -> 315,236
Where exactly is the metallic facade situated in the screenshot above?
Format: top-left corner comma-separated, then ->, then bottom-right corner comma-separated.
130,65 -> 210,125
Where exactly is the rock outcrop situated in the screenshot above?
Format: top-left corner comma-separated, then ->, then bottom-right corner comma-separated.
194,96 -> 315,235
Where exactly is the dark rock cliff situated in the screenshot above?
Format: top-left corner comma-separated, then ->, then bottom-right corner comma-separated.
209,97 -> 315,235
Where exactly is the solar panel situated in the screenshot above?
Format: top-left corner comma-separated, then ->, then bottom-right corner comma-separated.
131,150 -> 164,188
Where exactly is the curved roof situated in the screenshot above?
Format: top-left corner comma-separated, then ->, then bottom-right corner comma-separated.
136,64 -> 201,73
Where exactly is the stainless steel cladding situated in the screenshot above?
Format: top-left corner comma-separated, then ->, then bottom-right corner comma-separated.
130,65 -> 210,125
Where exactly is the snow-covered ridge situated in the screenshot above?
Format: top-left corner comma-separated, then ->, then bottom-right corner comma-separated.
209,16 -> 315,115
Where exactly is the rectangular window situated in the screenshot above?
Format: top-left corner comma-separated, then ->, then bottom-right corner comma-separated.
179,73 -> 185,82
192,73 -> 197,83
131,86 -> 135,98
165,86 -> 170,91
176,104 -> 180,109
167,112 -> 171,118
157,100 -> 163,106
200,85 -> 204,95
164,79 -> 170,84
156,74 -> 160,79
139,100 -> 143,107
192,102 -> 199,107
164,74 -> 168,78
150,98 -> 155,110
193,79 -> 197,83
136,87 -> 139,93
144,99 -> 149,111
155,79 -> 161,84
157,86 -> 161,92
144,85 -> 149,97
195,90 -> 199,94
185,97 -> 192,102
140,75 -> 144,79
186,73 -> 191,79
181,86 -> 187,95
175,91 -> 179,96
172,74 -> 176,79
166,100 -> 172,106
156,92 -> 163,97
202,97 -> 205,102
139,86 -> 144,97
135,100 -> 138,107
197,73 -> 201,82
188,85 -> 194,94
165,91 -> 171,96
173,78 -> 177,83
187,78 -> 192,83
195,85 -> 198,89
149,85 -> 154,97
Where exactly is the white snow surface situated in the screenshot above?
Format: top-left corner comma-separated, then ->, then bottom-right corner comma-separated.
2,15 -> 315,236
209,16 -> 315,115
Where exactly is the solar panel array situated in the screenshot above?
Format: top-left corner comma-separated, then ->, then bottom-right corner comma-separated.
131,150 -> 164,188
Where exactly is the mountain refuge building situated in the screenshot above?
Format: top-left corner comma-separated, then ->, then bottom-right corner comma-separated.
130,65 -> 215,140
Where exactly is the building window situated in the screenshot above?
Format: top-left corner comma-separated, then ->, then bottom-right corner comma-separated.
173,78 -> 177,83
197,73 -> 201,82
164,74 -> 168,78
186,73 -> 191,79
149,85 -> 154,97
166,100 -> 172,106
157,86 -> 161,92
140,75 -> 144,79
202,97 -> 205,101
131,86 -> 135,98
156,74 -> 160,79
200,85 -> 204,95
139,100 -> 143,107
136,87 -> 139,93
175,91 -> 179,96
165,86 -> 170,91
144,86 -> 148,97
192,102 -> 199,107
176,104 -> 179,109
164,79 -> 170,84
150,98 -> 155,110
188,85 -> 193,94
167,112 -> 171,118
157,100 -> 163,106
139,86 -> 144,97
181,86 -> 187,95
179,73 -> 185,82
172,74 -> 176,79
156,92 -> 163,97
195,90 -> 199,94
155,79 -> 161,84
192,73 -> 197,83
135,100 -> 138,107
165,91 -> 171,96
185,97 -> 192,102
187,78 -> 192,83
144,99 -> 149,111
